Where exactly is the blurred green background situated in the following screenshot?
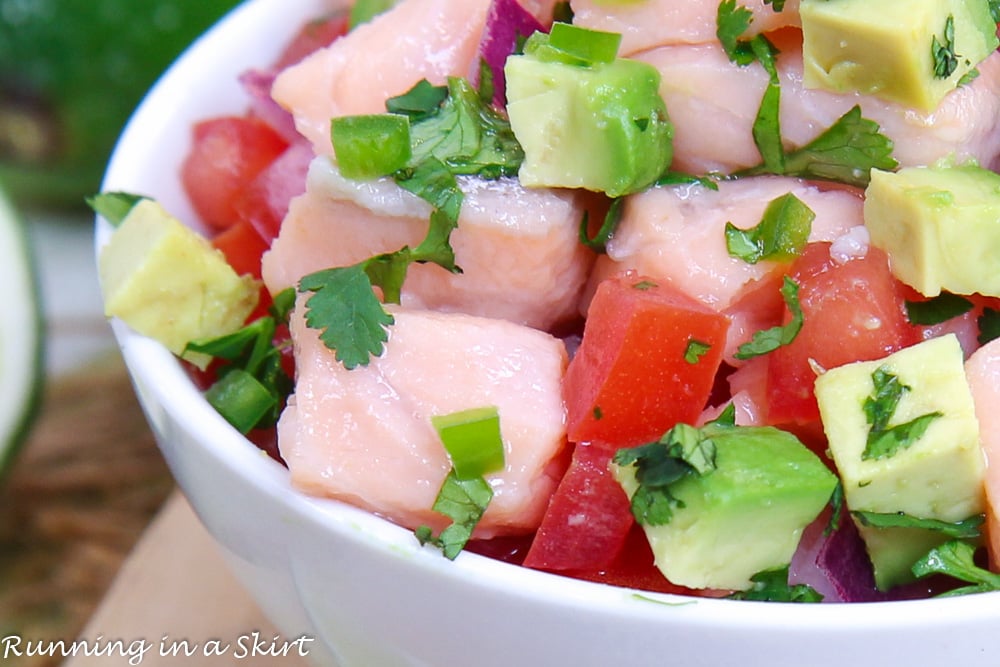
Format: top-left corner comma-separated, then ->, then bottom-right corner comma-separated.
0,0 -> 244,212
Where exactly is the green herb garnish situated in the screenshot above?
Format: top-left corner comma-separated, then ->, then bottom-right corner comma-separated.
684,339 -> 712,364
905,292 -> 974,325
725,192 -> 814,264
734,276 -> 803,359
87,191 -> 149,226
932,15 -> 962,79
912,540 -> 1000,597
861,366 -> 942,461
578,197 -> 624,253
415,471 -> 493,560
728,565 -> 823,603
184,289 -> 295,433
613,423 -> 718,526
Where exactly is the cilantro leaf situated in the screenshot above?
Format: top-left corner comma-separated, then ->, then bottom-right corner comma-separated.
861,366 -> 943,461
734,276 -> 803,359
725,192 -> 814,264
853,511 -> 984,539
385,79 -> 448,120
777,106 -> 897,187
728,566 -> 823,603
765,0 -> 786,11
912,540 -> 1000,597
184,291 -> 295,433
978,307 -> 1000,345
578,197 -> 624,253
87,191 -> 149,226
716,0 -> 755,65
684,339 -> 712,364
415,470 -> 493,559
932,15 -> 961,79
299,265 -> 396,370
614,423 -> 718,526
905,292 -> 974,325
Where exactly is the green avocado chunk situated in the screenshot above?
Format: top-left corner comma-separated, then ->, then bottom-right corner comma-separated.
504,27 -> 673,198
815,334 -> 986,591
864,164 -> 1000,297
613,425 -> 837,591
800,0 -> 999,111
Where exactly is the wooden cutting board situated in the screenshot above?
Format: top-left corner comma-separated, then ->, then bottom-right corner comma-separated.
63,491 -> 311,667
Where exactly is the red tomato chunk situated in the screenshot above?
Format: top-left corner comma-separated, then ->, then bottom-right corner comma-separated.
765,242 -> 922,425
181,116 -> 289,230
564,272 -> 730,448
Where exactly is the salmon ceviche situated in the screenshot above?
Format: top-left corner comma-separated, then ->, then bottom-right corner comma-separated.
95,0 -> 1000,603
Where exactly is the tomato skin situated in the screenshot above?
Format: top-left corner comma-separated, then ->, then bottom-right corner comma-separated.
182,116 -> 289,230
765,243 -> 922,424
522,442 -> 634,572
212,218 -> 269,279
564,273 -> 730,448
233,142 -> 312,243
274,12 -> 350,69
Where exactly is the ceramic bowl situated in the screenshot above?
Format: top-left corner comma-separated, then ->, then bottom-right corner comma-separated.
95,1 -> 1000,665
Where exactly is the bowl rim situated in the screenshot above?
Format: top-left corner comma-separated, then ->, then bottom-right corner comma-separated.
94,0 -> 1000,633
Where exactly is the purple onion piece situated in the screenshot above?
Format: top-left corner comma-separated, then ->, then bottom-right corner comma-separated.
239,68 -> 301,144
473,0 -> 546,108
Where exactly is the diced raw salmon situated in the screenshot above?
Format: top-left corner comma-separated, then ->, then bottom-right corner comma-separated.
964,339 -> 1000,569
636,42 -> 1000,175
272,0 -> 492,155
262,157 -> 594,331
279,300 -> 569,537
571,0 -> 801,56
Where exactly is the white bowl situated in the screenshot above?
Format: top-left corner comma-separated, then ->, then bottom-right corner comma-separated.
96,1 -> 1000,665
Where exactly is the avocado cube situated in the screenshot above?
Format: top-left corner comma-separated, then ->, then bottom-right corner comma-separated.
864,165 -> 1000,297
801,0 -> 999,111
815,334 -> 986,590
613,426 -> 837,591
504,50 -> 673,197
99,199 -> 260,369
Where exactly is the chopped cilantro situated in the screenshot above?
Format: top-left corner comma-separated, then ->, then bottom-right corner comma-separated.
853,511 -> 984,540
764,0 -> 786,11
299,264 -> 396,370
415,471 -> 493,560
706,402 -> 737,428
716,0 -> 755,66
632,280 -> 658,291
87,191 -> 149,226
655,171 -> 721,190
593,406 -> 604,420
978,307 -> 1000,345
684,339 -> 712,364
905,292 -> 974,325
385,79 -> 448,120
861,366 -> 942,461
725,192 -> 814,264
734,276 -> 803,360
184,290 -> 295,433
578,197 -> 624,253
613,423 -> 718,526
990,0 -> 1000,22
912,540 -> 1000,597
739,106 -> 897,188
932,15 -> 961,79
727,566 -> 823,603
824,481 -> 844,537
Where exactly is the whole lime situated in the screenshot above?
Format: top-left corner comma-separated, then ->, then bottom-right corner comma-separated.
0,0 -> 243,210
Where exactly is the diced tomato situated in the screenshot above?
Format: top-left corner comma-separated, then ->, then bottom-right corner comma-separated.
564,272 -> 730,448
212,218 -> 270,279
182,116 -> 289,230
522,442 -> 634,572
274,11 -> 350,69
765,243 -> 922,425
233,142 -> 312,243
565,523 -> 697,596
